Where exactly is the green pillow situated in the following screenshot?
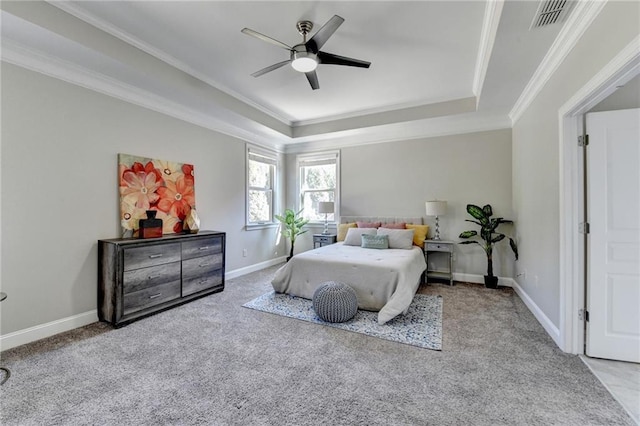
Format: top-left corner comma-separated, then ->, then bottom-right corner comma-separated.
361,234 -> 389,249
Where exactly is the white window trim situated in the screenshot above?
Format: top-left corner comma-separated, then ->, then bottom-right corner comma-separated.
296,150 -> 340,225
246,144 -> 279,230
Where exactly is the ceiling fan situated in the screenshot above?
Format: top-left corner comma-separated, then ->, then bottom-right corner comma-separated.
241,15 -> 371,90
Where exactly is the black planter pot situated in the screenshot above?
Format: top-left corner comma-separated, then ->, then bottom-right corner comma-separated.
484,275 -> 499,289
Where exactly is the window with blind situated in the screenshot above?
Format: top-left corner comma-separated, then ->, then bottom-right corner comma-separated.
297,151 -> 340,222
247,147 -> 277,225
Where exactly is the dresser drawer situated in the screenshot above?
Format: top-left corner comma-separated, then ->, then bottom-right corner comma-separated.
123,261 -> 181,294
123,280 -> 181,315
182,254 -> 223,281
182,237 -> 222,260
425,242 -> 453,252
123,243 -> 181,271
182,269 -> 223,297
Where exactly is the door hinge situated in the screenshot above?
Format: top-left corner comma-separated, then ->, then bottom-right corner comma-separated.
578,309 -> 589,322
578,222 -> 590,234
578,134 -> 589,147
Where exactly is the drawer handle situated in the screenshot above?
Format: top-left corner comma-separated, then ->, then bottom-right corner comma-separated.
147,275 -> 158,281
149,293 -> 162,299
199,264 -> 207,268
148,254 -> 163,259
199,246 -> 210,250
199,280 -> 208,285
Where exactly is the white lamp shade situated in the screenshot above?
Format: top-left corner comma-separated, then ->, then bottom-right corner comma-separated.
318,202 -> 335,214
425,200 -> 447,216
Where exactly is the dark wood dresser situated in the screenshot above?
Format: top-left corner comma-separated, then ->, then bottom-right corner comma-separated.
98,231 -> 225,327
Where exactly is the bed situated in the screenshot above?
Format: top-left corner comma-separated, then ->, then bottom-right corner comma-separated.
271,216 -> 427,325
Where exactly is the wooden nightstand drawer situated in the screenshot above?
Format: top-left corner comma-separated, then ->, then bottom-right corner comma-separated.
425,242 -> 453,252
123,243 -> 181,271
313,234 -> 337,248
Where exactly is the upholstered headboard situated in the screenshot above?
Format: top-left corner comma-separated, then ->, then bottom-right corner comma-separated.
340,216 -> 423,225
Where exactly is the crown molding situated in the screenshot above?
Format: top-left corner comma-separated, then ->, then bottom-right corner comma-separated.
473,0 -> 505,107
291,91 -> 475,127
284,113 -> 512,154
47,1 -> 296,126
1,39 -> 288,152
509,0 -> 607,123
559,34 -> 640,118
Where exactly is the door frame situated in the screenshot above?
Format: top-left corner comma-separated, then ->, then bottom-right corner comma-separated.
558,36 -> 640,354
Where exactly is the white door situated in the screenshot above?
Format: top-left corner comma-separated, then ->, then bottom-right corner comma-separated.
586,108 -> 640,362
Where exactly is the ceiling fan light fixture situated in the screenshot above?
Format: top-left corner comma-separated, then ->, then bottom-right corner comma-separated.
291,51 -> 318,73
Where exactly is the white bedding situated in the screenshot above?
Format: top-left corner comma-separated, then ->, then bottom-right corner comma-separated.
271,242 -> 427,325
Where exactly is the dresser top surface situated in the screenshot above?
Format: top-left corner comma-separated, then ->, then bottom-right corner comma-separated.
99,230 -> 224,245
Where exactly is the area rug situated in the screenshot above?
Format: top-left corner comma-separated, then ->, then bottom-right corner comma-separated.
243,291 -> 442,350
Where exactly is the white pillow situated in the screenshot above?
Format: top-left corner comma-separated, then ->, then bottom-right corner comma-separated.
376,228 -> 415,250
343,228 -> 377,246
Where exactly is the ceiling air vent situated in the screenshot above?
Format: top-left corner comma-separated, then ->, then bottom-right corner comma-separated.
530,0 -> 573,29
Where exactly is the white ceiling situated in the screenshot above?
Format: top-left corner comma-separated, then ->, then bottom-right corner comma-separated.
0,1 -> 569,149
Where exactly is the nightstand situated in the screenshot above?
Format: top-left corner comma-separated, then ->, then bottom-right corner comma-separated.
424,240 -> 454,286
313,234 -> 337,249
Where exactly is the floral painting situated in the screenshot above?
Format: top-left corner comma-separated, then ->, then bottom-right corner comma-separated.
118,153 -> 196,237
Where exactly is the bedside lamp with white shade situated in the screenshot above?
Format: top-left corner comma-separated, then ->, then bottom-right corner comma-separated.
425,200 -> 447,240
318,201 -> 334,235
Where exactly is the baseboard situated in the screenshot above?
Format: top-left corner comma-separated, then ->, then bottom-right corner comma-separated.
510,279 -> 561,348
0,310 -> 98,352
226,256 -> 286,280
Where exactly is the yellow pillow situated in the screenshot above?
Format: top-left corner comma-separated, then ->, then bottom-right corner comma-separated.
405,224 -> 430,248
337,223 -> 357,242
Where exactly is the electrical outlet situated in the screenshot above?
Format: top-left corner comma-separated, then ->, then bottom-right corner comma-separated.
242,249 -> 247,257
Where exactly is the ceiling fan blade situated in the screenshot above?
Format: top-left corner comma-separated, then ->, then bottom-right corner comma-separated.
305,71 -> 320,90
241,28 -> 292,51
306,15 -> 344,53
251,60 -> 291,77
317,51 -> 371,68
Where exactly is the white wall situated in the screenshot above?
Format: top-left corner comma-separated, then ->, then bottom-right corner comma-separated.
512,0 -> 640,327
0,63 -> 285,336
287,129 -> 515,278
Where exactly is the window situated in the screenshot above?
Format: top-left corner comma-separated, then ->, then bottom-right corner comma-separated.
298,151 -> 340,222
247,146 -> 277,226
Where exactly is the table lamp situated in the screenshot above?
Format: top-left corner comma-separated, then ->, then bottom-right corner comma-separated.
318,201 -> 334,235
425,200 -> 447,240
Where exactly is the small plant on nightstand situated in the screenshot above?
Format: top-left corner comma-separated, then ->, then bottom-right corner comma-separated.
275,208 -> 309,261
458,204 -> 518,289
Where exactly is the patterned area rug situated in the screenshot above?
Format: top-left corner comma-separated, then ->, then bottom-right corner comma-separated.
243,291 -> 442,350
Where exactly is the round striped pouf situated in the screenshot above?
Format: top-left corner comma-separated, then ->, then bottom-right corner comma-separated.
312,281 -> 358,323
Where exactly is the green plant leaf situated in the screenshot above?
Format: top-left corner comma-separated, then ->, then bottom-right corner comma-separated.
466,204 -> 487,223
465,219 -> 483,227
492,234 -> 505,243
509,238 -> 519,260
459,240 -> 480,245
482,204 -> 493,217
459,230 -> 477,239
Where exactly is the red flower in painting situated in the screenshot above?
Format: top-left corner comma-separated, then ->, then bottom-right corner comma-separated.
129,161 -> 162,183
120,170 -> 162,209
157,175 -> 195,219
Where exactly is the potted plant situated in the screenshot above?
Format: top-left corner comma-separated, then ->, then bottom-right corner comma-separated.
459,204 -> 518,289
275,208 -> 309,261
